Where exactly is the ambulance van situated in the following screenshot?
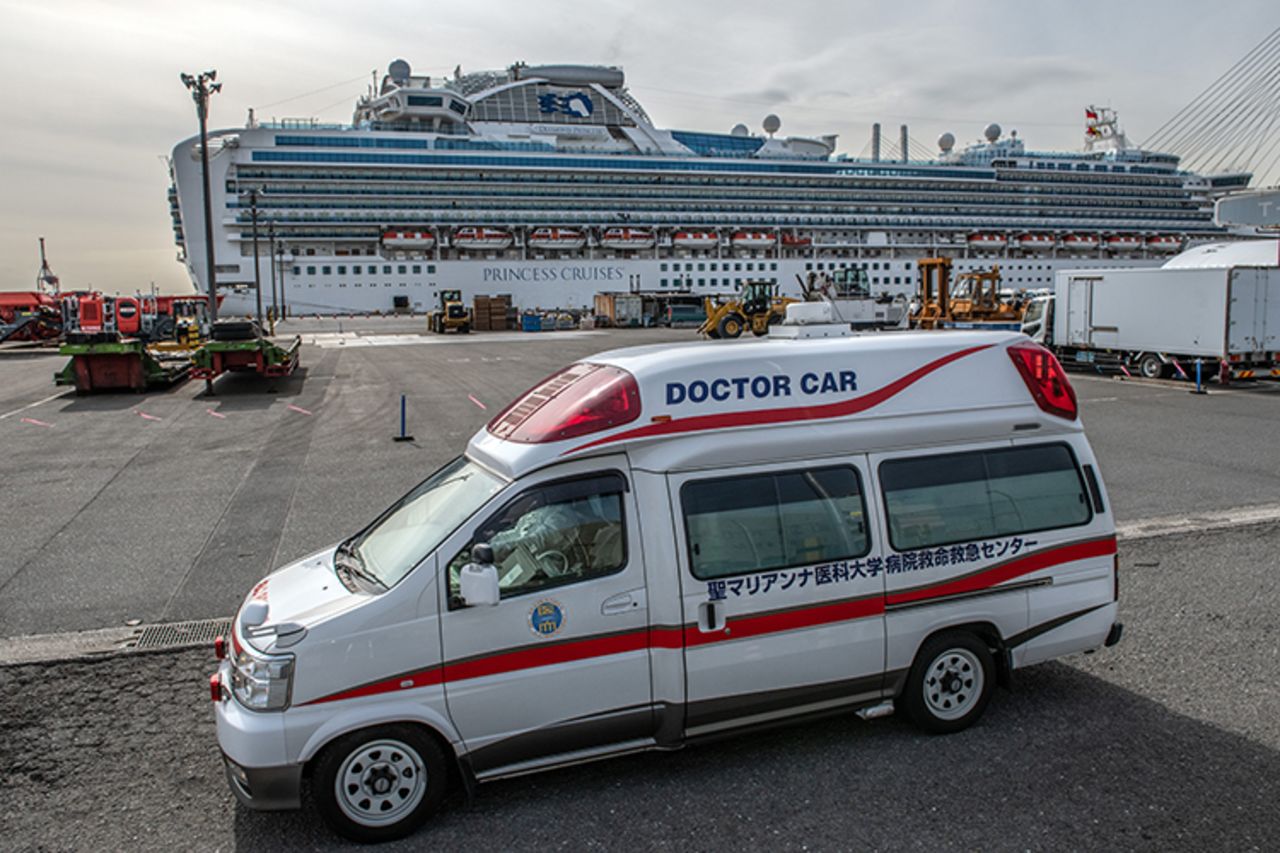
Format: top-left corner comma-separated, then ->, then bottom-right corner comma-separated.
210,328 -> 1122,842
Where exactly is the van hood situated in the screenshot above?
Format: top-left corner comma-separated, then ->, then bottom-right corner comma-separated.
236,545 -> 367,653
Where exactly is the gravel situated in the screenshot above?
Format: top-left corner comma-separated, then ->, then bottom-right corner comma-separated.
3,525 -> 1279,851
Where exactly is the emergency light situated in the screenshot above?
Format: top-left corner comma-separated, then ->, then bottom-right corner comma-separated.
1007,341 -> 1078,421
488,362 -> 641,443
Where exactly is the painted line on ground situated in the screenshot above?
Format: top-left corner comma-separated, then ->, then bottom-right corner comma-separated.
6,503 -> 1280,666
0,390 -> 68,421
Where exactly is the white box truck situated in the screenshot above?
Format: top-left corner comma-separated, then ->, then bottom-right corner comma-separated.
1021,266 -> 1280,381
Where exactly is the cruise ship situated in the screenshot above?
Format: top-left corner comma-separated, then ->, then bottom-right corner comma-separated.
168,60 -> 1251,316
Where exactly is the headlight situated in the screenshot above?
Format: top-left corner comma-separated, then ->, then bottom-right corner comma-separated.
230,645 -> 294,711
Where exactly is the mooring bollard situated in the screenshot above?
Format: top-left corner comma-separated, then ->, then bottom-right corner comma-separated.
394,394 -> 415,442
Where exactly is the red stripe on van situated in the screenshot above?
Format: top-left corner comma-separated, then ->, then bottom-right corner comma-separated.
884,536 -> 1117,607
565,344 -> 993,454
299,535 -> 1113,706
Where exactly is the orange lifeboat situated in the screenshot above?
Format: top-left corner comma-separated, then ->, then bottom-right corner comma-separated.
527,227 -> 586,251
452,227 -> 512,251
382,229 -> 436,249
781,232 -> 812,247
1106,234 -> 1143,251
672,230 -> 718,249
1146,234 -> 1183,253
1018,233 -> 1054,250
600,227 -> 655,250
967,232 -> 1008,250
1061,233 -> 1100,251
732,230 -> 775,249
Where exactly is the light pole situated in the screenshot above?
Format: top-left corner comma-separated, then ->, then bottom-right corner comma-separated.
242,188 -> 263,327
268,219 -> 279,321
181,69 -> 222,322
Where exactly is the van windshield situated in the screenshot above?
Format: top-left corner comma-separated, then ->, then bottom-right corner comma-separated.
349,457 -> 505,589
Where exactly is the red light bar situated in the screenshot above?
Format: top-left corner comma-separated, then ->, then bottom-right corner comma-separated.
488,363 -> 641,443
209,673 -> 223,703
214,635 -> 226,660
1007,341 -> 1078,420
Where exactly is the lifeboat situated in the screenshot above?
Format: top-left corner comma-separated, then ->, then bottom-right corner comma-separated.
1106,234 -> 1143,251
672,229 -> 719,249
1147,234 -> 1183,253
527,227 -> 586,251
600,227 -> 655,250
781,232 -> 812,247
1018,233 -> 1055,250
452,227 -> 513,251
967,232 -> 1008,250
381,229 -> 435,249
732,230 -> 776,250
1061,233 -> 1100,250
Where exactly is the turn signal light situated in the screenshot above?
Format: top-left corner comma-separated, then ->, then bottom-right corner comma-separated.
210,672 -> 223,703
1007,341 -> 1078,420
214,635 -> 226,660
488,362 -> 641,443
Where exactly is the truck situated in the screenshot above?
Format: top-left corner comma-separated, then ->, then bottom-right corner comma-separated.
1022,266 -> 1280,381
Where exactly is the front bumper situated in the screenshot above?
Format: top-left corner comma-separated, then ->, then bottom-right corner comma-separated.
222,754 -> 303,810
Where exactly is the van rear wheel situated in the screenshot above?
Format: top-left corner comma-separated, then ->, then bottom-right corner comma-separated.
900,631 -> 995,734
313,724 -> 447,843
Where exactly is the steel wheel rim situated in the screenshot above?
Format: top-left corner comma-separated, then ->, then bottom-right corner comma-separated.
922,647 -> 984,721
335,738 -> 427,827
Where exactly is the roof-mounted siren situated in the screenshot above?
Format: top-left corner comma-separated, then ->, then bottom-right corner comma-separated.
763,114 -> 781,138
938,132 -> 956,154
984,123 -> 1002,143
730,123 -> 750,137
388,59 -> 411,86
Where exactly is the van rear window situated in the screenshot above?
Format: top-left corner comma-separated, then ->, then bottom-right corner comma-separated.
681,466 -> 869,580
879,444 -> 1091,551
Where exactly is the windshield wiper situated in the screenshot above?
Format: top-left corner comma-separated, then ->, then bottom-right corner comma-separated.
334,539 -> 387,591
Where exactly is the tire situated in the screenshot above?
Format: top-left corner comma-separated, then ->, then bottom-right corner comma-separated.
1137,354 -> 1166,380
899,631 -> 995,734
717,313 -> 746,339
312,724 -> 448,843
459,323 -> 470,334
211,320 -> 260,342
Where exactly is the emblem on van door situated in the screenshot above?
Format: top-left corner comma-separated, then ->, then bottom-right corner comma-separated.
529,599 -> 565,637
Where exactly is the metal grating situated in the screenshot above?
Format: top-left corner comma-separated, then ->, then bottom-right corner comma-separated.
134,618 -> 232,651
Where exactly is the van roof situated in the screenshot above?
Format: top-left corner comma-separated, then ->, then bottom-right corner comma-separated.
467,330 -> 1078,479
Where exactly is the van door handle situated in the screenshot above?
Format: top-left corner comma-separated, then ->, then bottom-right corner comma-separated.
602,589 -> 645,615
697,600 -> 728,633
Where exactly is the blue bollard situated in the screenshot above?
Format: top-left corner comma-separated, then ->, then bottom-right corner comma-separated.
1192,358 -> 1207,395
393,393 -> 415,441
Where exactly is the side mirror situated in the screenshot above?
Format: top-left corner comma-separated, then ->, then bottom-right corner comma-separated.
459,542 -> 500,607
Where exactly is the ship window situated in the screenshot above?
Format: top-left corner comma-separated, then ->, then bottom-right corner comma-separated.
412,265 -> 421,274
339,283 -> 346,288
407,95 -> 444,107
337,266 -> 347,275
806,263 -> 813,270
735,263 -> 742,271
711,263 -> 718,271
292,266 -> 301,276
400,282 -> 407,287
428,265 -> 436,274
322,266 -> 332,275
771,263 -> 778,271
698,263 -> 705,271
306,266 -> 316,275
698,278 -> 705,286
660,263 -> 668,272
660,279 -> 668,287
398,265 -> 407,274
384,265 -> 392,274
449,100 -> 467,115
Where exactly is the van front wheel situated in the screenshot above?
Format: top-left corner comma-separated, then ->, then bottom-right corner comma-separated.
313,724 -> 448,843
900,631 -> 995,734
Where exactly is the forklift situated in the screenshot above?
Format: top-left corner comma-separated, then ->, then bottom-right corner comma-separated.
428,289 -> 471,334
912,258 -> 1026,330
699,280 -> 796,339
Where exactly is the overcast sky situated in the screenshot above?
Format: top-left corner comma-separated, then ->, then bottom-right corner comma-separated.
1,0 -> 1275,293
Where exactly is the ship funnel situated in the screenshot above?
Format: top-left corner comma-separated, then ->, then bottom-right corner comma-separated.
872,123 -> 881,162
900,124 -> 909,163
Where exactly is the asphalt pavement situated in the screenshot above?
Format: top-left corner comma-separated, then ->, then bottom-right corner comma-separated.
2,525 -> 1277,850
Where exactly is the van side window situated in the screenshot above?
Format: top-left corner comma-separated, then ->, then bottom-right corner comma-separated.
879,444 -> 1091,551
681,466 -> 869,580
447,472 -> 627,603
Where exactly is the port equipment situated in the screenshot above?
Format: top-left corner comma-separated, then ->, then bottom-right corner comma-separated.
912,258 -> 1025,330
428,289 -> 471,333
190,319 -> 301,394
54,295 -> 191,393
699,280 -> 796,339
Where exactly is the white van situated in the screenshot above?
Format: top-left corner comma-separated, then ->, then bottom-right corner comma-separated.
211,329 -> 1121,842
